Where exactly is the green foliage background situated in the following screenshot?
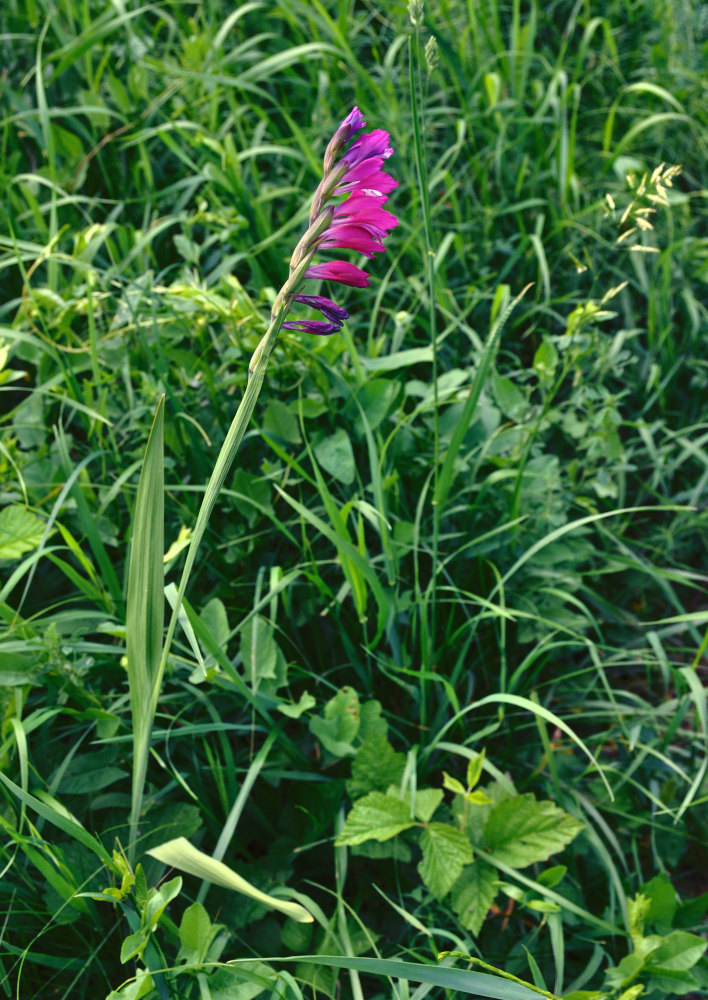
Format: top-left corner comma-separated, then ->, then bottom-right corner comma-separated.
1,0 -> 707,997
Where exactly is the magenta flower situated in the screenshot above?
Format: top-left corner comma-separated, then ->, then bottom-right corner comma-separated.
283,106 -> 397,336
304,261 -> 369,287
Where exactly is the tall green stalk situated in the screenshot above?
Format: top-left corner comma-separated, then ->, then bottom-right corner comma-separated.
408,6 -> 438,727
128,299 -> 293,859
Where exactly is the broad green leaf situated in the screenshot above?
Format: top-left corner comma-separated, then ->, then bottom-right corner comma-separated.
674,891 -> 708,929
358,699 -> 388,741
491,372 -> 526,421
537,865 -> 567,889
606,954 -> 644,989
147,838 -> 312,923
200,597 -> 229,647
121,928 -> 150,965
138,802 -> 202,854
277,691 -> 316,719
240,614 -> 278,684
310,686 -> 360,756
0,505 -> 46,560
418,823 -> 474,900
641,969 -> 700,994
414,788 -> 444,823
144,875 -> 182,930
451,862 -> 499,934
641,874 -> 677,927
231,468 -> 273,526
335,792 -> 417,846
313,428 -> 355,485
352,839 -> 413,862
533,337 -> 558,380
346,379 -> 398,436
484,794 -> 583,867
645,931 -> 707,972
347,731 -> 406,799
263,398 -> 301,444
177,902 -> 225,966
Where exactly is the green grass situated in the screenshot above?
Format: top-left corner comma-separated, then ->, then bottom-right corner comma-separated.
1,0 -> 708,997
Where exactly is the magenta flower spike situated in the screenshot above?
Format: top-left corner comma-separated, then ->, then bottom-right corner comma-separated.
274,106 -> 397,340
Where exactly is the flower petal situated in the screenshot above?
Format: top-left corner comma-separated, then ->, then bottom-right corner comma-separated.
335,158 -> 398,196
342,129 -> 394,167
318,226 -> 385,257
305,261 -> 370,287
332,194 -> 398,233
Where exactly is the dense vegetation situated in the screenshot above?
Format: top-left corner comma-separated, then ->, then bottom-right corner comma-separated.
1,0 -> 707,998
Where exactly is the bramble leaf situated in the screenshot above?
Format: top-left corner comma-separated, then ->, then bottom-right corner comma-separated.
483,794 -> 583,867
335,792 -> 416,846
418,823 -> 473,900
451,862 -> 499,935
347,731 -> 405,799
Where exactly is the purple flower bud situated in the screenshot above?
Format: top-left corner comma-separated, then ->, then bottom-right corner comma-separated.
282,319 -> 342,335
294,294 -> 349,322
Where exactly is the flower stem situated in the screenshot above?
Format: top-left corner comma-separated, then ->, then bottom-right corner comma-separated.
130,302 -> 289,857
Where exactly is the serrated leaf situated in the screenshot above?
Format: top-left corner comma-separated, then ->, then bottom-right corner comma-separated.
0,505 -> 46,560
347,731 -> 406,799
310,686 -> 361,757
483,794 -> 583,867
418,823 -> 474,900
358,699 -> 387,741
414,788 -> 444,823
351,839 -> 413,862
451,862 -> 499,935
335,792 -> 417,846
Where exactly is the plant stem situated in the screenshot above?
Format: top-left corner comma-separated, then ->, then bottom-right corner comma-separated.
408,26 -> 438,727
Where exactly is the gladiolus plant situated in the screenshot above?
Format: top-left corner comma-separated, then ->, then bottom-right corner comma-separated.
128,109 -> 397,851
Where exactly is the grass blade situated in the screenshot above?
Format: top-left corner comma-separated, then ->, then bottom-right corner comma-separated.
126,396 -> 165,858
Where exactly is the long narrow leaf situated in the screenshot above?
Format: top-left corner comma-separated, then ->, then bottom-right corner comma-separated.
147,837 -> 312,923
126,397 -> 165,856
280,956 -> 541,1000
